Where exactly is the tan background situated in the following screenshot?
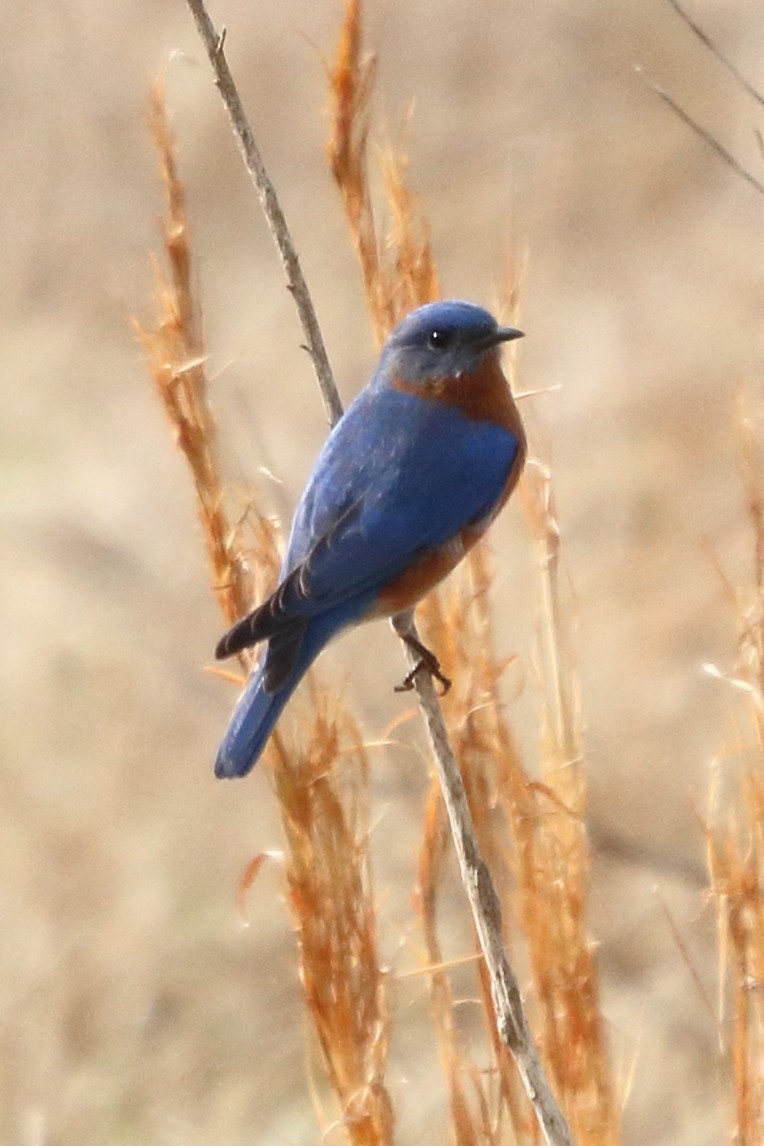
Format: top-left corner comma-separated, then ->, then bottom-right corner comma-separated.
4,1 -> 764,1142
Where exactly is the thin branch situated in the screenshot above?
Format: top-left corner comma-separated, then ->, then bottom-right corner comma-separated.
637,67 -> 764,199
183,3 -> 573,1143
664,0 -> 764,108
392,612 -> 574,1146
184,0 -> 343,427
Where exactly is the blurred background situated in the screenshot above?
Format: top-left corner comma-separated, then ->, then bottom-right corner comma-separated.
4,0 -> 764,1142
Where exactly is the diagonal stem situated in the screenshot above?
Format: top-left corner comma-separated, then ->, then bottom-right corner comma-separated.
184,0 -> 343,428
391,611 -> 573,1146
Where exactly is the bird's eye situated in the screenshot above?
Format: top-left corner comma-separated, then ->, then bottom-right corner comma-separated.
427,327 -> 454,351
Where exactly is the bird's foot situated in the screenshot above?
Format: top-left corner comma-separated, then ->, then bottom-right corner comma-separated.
394,634 -> 452,695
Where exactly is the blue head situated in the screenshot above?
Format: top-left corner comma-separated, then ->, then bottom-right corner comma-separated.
375,300 -> 523,386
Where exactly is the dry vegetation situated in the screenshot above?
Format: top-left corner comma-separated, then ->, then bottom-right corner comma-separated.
706,401 -> 764,1143
133,0 -> 764,1141
135,3 -> 626,1141
8,1 -> 764,1144
136,70 -> 395,1146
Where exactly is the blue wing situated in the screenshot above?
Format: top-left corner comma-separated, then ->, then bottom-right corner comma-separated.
283,385 -> 519,602
215,385 -> 519,670
214,385 -> 520,776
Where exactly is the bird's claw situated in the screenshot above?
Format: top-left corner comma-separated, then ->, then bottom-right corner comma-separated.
395,636 -> 452,696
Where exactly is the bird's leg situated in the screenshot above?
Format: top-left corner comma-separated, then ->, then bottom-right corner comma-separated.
395,633 -> 452,695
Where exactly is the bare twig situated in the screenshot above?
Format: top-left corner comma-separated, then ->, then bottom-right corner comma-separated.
392,614 -> 574,1146
183,3 -> 573,1142
184,0 -> 343,427
637,67 -> 764,199
664,0 -> 764,108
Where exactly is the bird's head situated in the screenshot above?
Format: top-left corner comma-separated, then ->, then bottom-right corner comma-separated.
377,300 -> 523,387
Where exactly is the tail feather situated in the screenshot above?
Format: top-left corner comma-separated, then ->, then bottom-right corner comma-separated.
214,613 -> 341,779
214,661 -> 296,778
214,597 -> 376,779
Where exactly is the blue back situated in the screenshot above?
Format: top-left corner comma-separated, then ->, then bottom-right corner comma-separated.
215,299 -> 524,777
282,383 -> 519,612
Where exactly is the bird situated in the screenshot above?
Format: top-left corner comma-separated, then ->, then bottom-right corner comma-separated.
214,299 -> 526,778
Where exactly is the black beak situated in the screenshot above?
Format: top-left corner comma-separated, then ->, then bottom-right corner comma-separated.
476,325 -> 524,350
493,325 -> 524,344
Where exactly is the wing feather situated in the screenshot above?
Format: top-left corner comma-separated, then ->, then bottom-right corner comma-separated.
215,387 -> 520,662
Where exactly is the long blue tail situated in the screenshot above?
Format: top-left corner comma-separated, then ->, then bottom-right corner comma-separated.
214,615 -> 347,779
214,660 -> 294,778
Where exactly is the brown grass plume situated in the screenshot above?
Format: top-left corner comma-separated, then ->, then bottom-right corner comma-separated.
137,78 -> 393,1145
707,396 -> 764,1143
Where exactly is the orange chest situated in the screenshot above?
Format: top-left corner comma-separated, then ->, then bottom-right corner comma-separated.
391,349 -> 526,514
377,357 -> 526,617
391,349 -> 524,442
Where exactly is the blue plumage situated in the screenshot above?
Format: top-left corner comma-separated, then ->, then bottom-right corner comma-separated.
214,300 -> 525,778
283,386 -> 518,603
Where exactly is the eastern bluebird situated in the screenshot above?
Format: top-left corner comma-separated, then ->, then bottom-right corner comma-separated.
214,300 -> 525,778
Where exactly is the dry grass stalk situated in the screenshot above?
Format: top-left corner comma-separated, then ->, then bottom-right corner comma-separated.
417,570 -> 532,1145
707,398 -> 764,1143
133,80 -> 251,632
269,709 -> 393,1146
518,461 -> 618,1143
326,0 -> 439,338
328,3 -> 611,1142
664,0 -> 764,108
137,81 -> 392,1145
328,1 -> 534,1138
418,527 -> 617,1146
185,0 -> 342,426
641,1 -> 764,202
708,784 -> 764,1144
417,750 -> 530,1146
